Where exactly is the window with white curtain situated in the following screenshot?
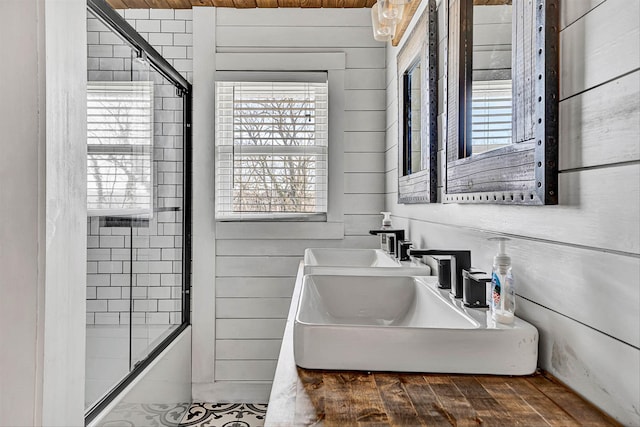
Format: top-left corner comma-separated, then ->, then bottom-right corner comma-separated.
215,77 -> 328,220
471,79 -> 512,155
87,81 -> 154,217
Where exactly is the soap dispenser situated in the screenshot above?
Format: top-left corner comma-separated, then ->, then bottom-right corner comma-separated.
379,211 -> 392,251
489,237 -> 516,324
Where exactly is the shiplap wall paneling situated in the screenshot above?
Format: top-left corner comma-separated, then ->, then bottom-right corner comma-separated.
344,215 -> 384,236
560,0 -> 605,28
344,131 -> 386,152
216,298 -> 292,319
210,7 -> 386,399
385,0 -> 639,424
215,222 -> 346,240
385,163 -> 639,254
216,319 -> 286,340
216,277 -> 296,298
215,46 -> 386,71
344,173 -> 385,193
517,298 -> 639,424
216,257 -> 302,278
345,69 -> 386,89
559,0 -> 639,100
217,27 -> 379,49
216,237 -> 377,256
216,340 -> 282,360
559,70 -> 640,170
345,111 -> 388,132
214,361 -> 278,381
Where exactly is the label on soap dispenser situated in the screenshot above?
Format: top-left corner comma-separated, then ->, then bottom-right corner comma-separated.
491,272 -> 501,307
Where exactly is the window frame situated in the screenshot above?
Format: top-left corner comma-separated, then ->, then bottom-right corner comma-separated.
212,54 -> 346,240
214,74 -> 329,221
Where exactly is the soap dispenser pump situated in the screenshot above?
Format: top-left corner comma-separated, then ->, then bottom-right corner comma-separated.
489,237 -> 516,324
378,212 -> 392,251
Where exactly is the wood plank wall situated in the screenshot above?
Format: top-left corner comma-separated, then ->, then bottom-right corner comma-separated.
385,0 -> 639,424
194,8 -> 387,401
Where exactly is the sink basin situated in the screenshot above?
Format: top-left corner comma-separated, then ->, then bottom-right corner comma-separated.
293,274 -> 538,375
303,248 -> 431,276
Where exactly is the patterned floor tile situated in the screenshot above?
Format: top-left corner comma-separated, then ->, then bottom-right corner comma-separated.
179,403 -> 267,427
97,402 -> 190,427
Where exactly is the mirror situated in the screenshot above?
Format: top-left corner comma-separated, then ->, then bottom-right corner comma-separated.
397,0 -> 437,204
471,2 -> 512,155
445,0 -> 559,205
404,61 -> 423,174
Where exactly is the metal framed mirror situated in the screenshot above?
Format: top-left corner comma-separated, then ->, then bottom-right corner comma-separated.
397,0 -> 438,204
445,0 -> 559,205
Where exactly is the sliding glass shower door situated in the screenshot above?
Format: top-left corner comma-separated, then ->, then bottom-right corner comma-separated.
84,5 -> 191,417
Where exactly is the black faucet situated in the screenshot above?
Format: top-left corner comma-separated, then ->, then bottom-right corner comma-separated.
369,229 -> 405,258
462,270 -> 491,308
406,249 -> 471,299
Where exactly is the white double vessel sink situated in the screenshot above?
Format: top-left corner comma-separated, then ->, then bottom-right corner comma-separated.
294,248 -> 539,375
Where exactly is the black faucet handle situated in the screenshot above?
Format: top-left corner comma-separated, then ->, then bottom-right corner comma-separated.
407,249 -> 472,299
398,240 -> 413,261
369,229 -> 406,257
463,269 -> 491,282
462,269 -> 491,308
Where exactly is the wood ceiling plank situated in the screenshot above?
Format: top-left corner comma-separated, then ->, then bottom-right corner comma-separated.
391,0 -> 422,46
191,0 -> 216,6
106,0 -> 129,8
278,0 -> 301,7
233,0 -> 258,7
166,0 -> 193,7
322,0 -> 344,7
256,0 -> 279,7
144,0 -> 171,7
300,0 -> 322,7
122,0 -> 151,7
346,0 -> 367,7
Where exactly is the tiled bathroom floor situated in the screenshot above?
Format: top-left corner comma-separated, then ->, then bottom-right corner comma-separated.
179,403 -> 268,427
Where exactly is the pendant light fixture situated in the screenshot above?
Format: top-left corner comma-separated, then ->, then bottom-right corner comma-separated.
371,0 -> 407,42
371,1 -> 396,42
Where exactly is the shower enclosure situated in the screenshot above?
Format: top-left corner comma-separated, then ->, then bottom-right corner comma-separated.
84,2 -> 191,423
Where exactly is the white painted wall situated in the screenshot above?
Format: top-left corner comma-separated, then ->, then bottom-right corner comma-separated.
0,1 -> 87,426
386,0 -> 639,424
192,7 -> 386,402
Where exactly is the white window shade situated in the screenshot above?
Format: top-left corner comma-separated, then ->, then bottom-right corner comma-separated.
87,81 -> 154,216
215,80 -> 328,220
472,79 -> 512,155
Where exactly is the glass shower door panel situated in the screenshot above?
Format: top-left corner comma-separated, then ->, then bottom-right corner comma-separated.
85,9 -> 136,409
131,65 -> 184,366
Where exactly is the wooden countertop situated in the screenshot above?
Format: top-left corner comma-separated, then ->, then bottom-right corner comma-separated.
264,262 -> 619,426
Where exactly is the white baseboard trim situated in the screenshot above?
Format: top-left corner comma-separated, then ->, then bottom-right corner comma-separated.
192,381 -> 273,404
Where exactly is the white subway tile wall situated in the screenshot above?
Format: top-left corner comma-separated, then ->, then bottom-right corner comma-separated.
86,9 -> 192,326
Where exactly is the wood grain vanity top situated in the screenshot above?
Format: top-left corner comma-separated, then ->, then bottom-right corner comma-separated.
289,369 -> 618,426
264,263 -> 620,426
